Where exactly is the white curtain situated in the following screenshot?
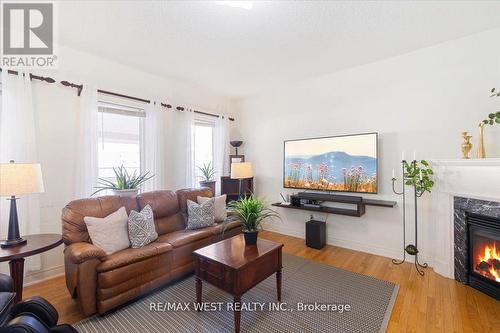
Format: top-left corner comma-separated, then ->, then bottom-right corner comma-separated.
143,101 -> 168,191
74,85 -> 98,199
0,71 -> 41,272
213,115 -> 230,195
182,109 -> 196,188
165,108 -> 195,189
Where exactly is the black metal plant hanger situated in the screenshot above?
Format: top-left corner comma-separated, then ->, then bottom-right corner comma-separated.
391,160 -> 428,276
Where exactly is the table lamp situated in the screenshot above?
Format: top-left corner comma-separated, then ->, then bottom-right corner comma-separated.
0,161 -> 44,248
230,162 -> 252,199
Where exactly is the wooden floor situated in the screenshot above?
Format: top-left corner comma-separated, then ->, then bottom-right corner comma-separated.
24,231 -> 499,332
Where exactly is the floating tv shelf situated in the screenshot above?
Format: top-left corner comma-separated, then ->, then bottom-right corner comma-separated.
272,192 -> 396,217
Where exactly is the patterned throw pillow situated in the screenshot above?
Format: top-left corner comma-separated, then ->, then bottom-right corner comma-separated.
186,199 -> 215,230
128,204 -> 158,248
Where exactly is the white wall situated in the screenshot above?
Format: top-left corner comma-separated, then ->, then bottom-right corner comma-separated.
232,29 -> 500,263
4,45 -> 232,284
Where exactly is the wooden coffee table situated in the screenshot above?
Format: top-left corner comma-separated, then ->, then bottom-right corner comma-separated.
193,234 -> 283,333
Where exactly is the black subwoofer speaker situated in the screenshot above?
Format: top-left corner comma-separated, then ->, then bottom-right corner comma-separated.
306,219 -> 326,249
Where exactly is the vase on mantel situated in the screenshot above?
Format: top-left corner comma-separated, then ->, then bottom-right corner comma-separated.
461,132 -> 472,159
477,123 -> 486,159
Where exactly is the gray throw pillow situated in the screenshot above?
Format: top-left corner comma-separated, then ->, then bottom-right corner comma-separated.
186,199 -> 215,230
128,204 -> 158,248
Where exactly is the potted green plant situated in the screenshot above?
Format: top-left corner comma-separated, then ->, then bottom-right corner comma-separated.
480,87 -> 500,126
197,162 -> 216,194
477,88 -> 500,158
403,160 -> 434,194
92,165 -> 154,197
225,195 -> 281,245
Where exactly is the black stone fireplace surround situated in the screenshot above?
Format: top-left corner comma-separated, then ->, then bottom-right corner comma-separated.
454,196 -> 500,300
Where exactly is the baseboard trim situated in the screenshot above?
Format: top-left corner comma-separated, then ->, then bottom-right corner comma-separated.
24,265 -> 64,286
264,225 -> 436,268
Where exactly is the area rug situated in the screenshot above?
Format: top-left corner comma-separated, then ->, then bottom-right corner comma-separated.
75,254 -> 399,333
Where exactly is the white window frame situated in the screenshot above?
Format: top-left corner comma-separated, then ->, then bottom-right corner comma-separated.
193,116 -> 216,179
97,97 -> 146,182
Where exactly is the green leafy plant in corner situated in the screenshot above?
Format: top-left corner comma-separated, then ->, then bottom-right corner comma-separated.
480,88 -> 500,126
403,160 -> 434,194
197,162 -> 216,182
92,165 -> 154,196
224,195 -> 281,232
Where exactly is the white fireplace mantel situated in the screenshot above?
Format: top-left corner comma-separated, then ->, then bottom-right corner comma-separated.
424,158 -> 500,279
433,158 -> 500,167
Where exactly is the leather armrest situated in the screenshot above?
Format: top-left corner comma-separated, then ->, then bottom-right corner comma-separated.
64,242 -> 106,264
50,324 -> 79,333
63,243 -> 103,316
2,314 -> 50,333
10,296 -> 58,328
0,274 -> 14,293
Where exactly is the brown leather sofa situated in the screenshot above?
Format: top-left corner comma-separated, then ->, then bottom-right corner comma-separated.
61,188 -> 241,316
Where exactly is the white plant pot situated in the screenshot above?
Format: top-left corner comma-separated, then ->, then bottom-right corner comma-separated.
112,189 -> 139,197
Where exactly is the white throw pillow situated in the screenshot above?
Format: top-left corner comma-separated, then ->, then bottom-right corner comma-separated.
198,194 -> 227,222
84,207 -> 130,255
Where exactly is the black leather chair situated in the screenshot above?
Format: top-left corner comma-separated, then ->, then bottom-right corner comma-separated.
0,274 -> 77,333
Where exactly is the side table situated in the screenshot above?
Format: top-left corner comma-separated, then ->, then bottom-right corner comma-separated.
0,234 -> 63,302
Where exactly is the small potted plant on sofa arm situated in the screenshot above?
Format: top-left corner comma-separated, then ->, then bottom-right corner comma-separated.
197,162 -> 216,194
92,165 -> 154,197
225,195 -> 281,245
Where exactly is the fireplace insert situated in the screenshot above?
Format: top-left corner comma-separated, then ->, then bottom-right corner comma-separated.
466,213 -> 500,300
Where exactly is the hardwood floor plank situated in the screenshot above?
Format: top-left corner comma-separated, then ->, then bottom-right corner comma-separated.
22,230 -> 500,332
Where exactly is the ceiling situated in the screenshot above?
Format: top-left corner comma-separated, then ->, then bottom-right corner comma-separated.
58,1 -> 500,98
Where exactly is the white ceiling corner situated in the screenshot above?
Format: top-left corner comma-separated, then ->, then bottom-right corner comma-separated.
58,1 -> 500,98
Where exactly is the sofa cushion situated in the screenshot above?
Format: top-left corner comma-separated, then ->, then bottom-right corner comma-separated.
137,191 -> 184,235
97,258 -> 171,314
97,242 -> 172,273
62,196 -> 138,245
97,253 -> 171,294
156,229 -> 213,248
128,205 -> 158,248
209,220 -> 242,235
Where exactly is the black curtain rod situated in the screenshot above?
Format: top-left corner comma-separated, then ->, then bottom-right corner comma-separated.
0,68 -> 56,83
0,68 -> 235,121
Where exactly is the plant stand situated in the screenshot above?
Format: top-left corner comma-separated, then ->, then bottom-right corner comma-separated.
391,159 -> 428,276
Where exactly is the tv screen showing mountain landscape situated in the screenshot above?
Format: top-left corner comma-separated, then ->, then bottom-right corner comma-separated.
284,133 -> 378,193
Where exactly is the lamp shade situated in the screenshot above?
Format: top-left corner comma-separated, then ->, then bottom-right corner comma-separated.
0,162 -> 45,196
231,162 -> 253,179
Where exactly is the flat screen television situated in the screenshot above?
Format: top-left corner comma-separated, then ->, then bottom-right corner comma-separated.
283,132 -> 378,194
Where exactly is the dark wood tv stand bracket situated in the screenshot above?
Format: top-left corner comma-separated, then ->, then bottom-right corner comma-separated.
272,192 -> 396,217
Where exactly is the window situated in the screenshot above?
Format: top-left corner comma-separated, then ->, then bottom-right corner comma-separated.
194,121 -> 214,181
97,104 -> 145,182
